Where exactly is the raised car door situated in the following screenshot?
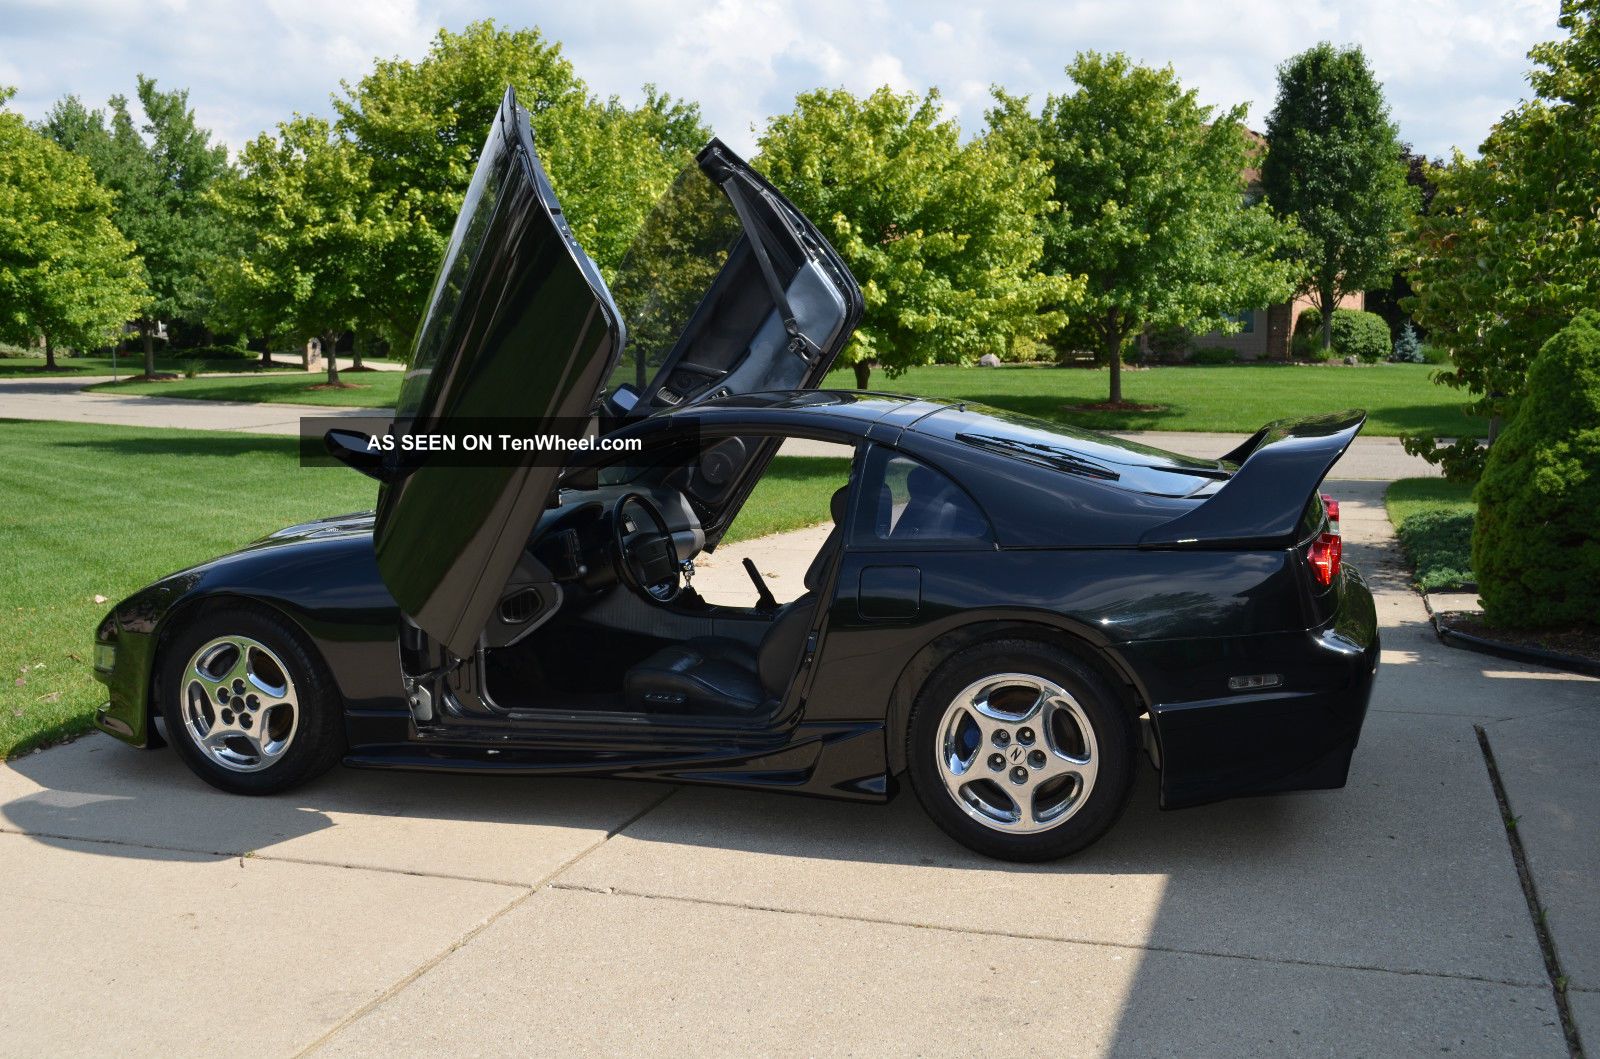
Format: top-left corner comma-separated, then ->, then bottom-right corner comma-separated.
368,87 -> 624,658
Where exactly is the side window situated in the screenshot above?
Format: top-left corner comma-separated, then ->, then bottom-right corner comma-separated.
853,447 -> 992,546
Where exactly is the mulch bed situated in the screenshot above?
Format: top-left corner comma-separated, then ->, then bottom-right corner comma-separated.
112,372 -> 182,383
307,382 -> 367,391
1064,400 -> 1167,413
1434,610 -> 1600,678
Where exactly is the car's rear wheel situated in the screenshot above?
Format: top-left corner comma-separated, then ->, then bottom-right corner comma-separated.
158,604 -> 345,795
906,639 -> 1136,861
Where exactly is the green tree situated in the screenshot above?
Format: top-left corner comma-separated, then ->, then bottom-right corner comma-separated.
210,116 -> 396,386
1261,43 -> 1416,353
0,91 -> 147,367
757,86 -> 1074,390
334,20 -> 708,352
1406,0 -> 1600,434
39,77 -> 230,377
1471,311 -> 1600,629
990,53 -> 1296,403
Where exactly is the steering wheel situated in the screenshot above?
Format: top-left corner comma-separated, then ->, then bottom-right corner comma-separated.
611,492 -> 682,603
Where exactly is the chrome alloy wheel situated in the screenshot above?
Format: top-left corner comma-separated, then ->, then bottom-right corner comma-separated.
180,635 -> 300,773
935,672 -> 1099,834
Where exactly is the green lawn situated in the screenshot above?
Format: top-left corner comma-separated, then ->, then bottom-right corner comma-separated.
0,354 -> 306,378
0,418 -> 844,758
89,370 -> 405,406
1385,477 -> 1477,591
88,361 -> 1479,437
824,362 -> 1482,438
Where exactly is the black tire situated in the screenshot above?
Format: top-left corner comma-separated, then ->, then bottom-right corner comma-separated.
906,638 -> 1136,862
158,602 -> 346,795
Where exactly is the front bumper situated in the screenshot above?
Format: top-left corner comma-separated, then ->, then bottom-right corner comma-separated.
1128,564 -> 1380,810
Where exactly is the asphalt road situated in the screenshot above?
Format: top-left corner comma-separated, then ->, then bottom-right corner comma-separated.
0,480 -> 1592,1056
0,374 -> 1438,480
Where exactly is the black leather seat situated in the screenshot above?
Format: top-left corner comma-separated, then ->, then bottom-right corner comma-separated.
624,486 -> 848,716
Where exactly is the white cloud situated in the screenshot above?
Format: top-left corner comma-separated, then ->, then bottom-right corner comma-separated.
0,0 -> 1562,158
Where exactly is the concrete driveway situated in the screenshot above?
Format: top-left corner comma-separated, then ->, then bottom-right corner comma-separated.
1,479 -> 1592,1056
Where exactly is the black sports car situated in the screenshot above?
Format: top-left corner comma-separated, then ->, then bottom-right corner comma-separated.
91,89 -> 1378,861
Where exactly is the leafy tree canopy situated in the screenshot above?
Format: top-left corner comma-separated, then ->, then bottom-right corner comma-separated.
1406,0 -> 1600,426
209,116 -> 399,385
757,85 -> 1076,388
1262,42 -> 1416,350
0,92 -> 147,365
333,20 -> 709,352
989,52 -> 1296,402
39,77 -> 230,373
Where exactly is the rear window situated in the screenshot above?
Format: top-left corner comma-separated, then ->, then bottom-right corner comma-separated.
913,404 -> 1233,498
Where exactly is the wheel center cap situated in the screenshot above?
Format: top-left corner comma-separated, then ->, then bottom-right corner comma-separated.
1009,745 -> 1025,763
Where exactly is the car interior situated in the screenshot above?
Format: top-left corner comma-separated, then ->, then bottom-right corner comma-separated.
430,433 -> 991,729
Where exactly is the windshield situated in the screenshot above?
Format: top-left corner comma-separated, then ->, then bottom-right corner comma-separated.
605,162 -> 744,400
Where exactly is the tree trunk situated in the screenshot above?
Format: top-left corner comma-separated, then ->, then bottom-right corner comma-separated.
261,340 -> 274,367
351,336 -> 364,371
142,323 -> 156,377
324,332 -> 341,386
1319,285 -> 1336,352
852,359 -> 873,390
42,334 -> 56,370
1105,312 -> 1125,405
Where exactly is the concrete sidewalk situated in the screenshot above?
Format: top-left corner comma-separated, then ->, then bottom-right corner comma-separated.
0,375 -> 1437,479
1,480 -> 1592,1055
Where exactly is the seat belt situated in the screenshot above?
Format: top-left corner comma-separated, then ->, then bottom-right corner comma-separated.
721,179 -> 821,365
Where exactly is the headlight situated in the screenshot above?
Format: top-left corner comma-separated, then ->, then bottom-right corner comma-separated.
94,642 -> 117,672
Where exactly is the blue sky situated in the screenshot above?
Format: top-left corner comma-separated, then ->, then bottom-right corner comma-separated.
0,0 -> 1561,159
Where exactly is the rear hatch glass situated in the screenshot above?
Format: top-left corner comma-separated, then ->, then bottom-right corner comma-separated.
912,403 -> 1234,498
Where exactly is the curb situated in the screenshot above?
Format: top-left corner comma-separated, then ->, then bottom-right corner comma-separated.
1423,596 -> 1600,679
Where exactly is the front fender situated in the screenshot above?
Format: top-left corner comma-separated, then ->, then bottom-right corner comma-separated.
93,531 -> 406,747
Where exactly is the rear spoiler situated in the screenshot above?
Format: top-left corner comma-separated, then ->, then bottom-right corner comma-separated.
1139,410 -> 1366,550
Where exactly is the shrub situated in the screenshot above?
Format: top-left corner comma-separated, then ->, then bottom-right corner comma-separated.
1471,311 -> 1600,628
1188,346 -> 1238,365
1330,310 -> 1390,363
1293,306 -> 1321,343
1390,322 -> 1424,363
173,344 -> 254,360
1420,343 -> 1450,365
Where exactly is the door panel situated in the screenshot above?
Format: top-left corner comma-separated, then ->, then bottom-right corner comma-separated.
373,89 -> 622,657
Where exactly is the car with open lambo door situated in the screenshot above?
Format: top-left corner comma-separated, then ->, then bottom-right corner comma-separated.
91,88 -> 1379,862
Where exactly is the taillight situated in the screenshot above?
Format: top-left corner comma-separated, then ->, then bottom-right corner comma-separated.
1309,531 -> 1343,586
1320,492 -> 1340,527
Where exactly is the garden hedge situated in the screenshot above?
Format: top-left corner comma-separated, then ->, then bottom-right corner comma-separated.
1293,307 -> 1390,362
1471,311 -> 1600,628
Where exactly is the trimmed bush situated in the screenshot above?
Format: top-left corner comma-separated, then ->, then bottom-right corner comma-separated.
1471,311 -> 1600,628
1292,307 -> 1390,362
1188,346 -> 1238,365
1390,322 -> 1424,363
1330,310 -> 1390,363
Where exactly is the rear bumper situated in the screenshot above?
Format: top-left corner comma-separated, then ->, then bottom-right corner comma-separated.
1136,564 -> 1380,810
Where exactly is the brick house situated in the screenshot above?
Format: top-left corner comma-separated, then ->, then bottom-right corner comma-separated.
1140,130 -> 1365,362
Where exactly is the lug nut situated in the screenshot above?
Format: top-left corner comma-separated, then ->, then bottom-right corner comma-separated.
992,730 -> 1011,748
246,694 -> 260,710
217,687 -> 230,703
988,753 -> 1005,771
240,714 -> 253,730
1010,766 -> 1028,784
232,679 -> 246,695
1029,750 -> 1047,769
220,708 -> 233,724
1018,727 -> 1035,745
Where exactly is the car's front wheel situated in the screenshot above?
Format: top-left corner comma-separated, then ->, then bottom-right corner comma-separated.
158,604 -> 345,795
906,639 -> 1136,861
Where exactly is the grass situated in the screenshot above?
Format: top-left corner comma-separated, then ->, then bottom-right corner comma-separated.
89,371 -> 404,406
80,360 -> 1477,438
0,354 -> 305,378
1385,477 -> 1477,591
0,418 -> 843,757
722,456 -> 850,544
824,362 -> 1482,438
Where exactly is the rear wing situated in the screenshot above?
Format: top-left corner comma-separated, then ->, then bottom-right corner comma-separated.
1139,410 -> 1366,550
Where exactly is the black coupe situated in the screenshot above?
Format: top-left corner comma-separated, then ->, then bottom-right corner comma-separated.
92,90 -> 1378,861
